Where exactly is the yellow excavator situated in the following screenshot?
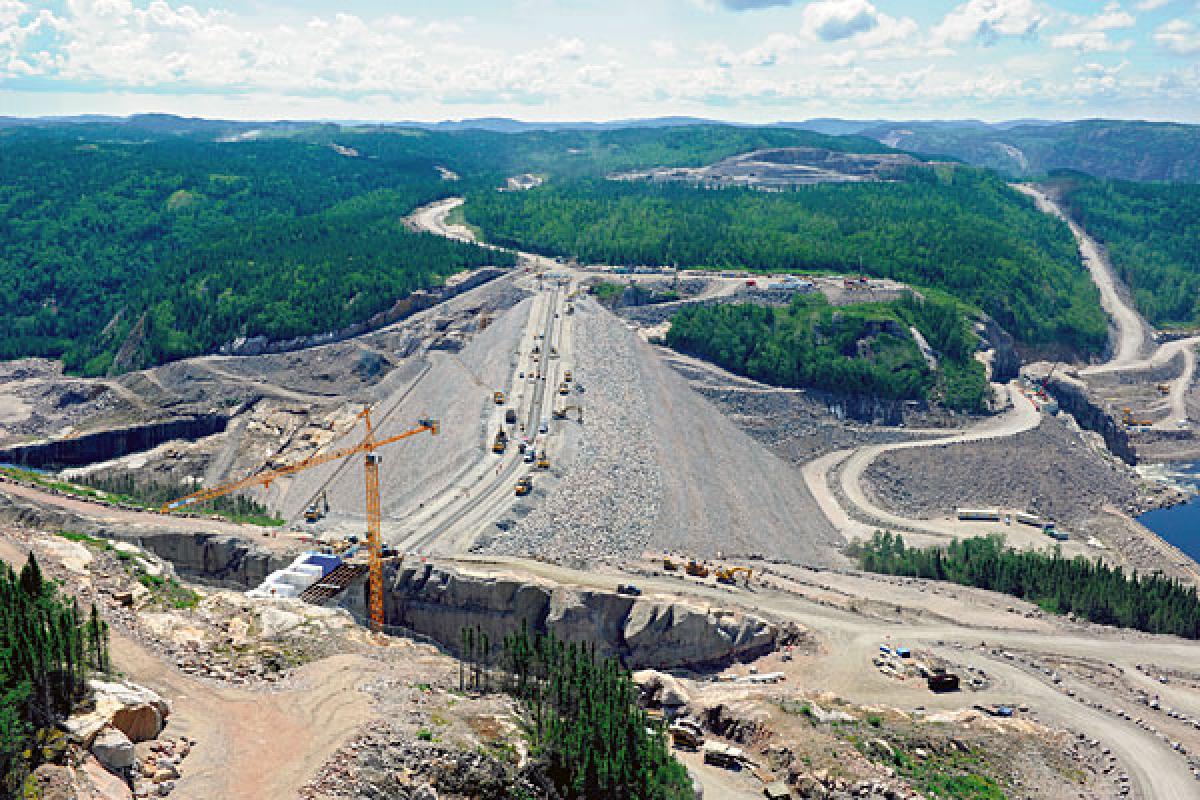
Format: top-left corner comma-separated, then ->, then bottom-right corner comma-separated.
1121,408 -> 1153,427
552,405 -> 583,422
685,560 -> 709,578
716,566 -> 753,586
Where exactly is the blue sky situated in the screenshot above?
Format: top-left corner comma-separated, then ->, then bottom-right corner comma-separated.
1,0 -> 1198,121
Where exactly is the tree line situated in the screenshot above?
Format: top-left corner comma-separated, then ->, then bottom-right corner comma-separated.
854,531 -> 1200,638
459,623 -> 693,800
465,167 -> 1108,356
666,292 -> 990,411
2,554 -> 110,794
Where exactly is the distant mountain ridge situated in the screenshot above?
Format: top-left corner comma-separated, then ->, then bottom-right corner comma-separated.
3,113 -> 1196,181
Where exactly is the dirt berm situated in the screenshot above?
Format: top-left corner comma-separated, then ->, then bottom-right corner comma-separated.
367,562 -> 780,670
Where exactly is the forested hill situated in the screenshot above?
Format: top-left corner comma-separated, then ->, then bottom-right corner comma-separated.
0,123 -> 900,375
464,167 -> 1108,356
1053,174 -> 1200,328
861,120 -> 1200,182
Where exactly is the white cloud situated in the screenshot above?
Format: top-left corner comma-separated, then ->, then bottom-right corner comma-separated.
650,39 -> 678,59
933,0 -> 1045,46
1135,0 -> 1173,10
1083,3 -> 1137,30
1051,31 -> 1133,52
802,0 -> 879,41
1155,18 -> 1200,53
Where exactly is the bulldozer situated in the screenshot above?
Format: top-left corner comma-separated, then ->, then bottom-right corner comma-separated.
515,476 -> 533,496
716,566 -> 753,587
685,560 -> 709,578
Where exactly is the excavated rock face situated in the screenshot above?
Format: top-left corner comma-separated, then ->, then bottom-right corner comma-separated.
380,563 -> 779,670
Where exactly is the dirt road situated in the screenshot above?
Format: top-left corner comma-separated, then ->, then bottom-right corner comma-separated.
1012,184 -> 1152,367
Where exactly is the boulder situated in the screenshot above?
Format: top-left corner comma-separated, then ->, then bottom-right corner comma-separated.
112,704 -> 164,744
92,726 -> 136,771
81,755 -> 135,800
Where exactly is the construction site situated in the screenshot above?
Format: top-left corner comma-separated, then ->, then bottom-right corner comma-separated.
6,189 -> 1200,800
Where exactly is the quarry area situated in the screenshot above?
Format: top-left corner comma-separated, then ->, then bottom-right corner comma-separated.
609,147 -> 930,188
4,186 -> 1200,800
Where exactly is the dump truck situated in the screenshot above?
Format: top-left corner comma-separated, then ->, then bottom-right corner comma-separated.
515,476 -> 533,496
493,391 -> 505,405
685,560 -> 709,578
492,429 -> 508,454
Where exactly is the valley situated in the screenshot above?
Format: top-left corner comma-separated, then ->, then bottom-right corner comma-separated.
4,120 -> 1200,800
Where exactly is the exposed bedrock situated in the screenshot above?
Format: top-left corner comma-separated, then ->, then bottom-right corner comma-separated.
0,414 -> 228,469
359,563 -> 781,670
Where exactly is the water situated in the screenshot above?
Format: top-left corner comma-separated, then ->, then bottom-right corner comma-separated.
1137,461 -> 1200,563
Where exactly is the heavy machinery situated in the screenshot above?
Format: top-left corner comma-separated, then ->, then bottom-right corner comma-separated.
1158,383 -> 1172,396
493,391 -> 505,405
557,382 -> 569,396
303,490 -> 329,523
536,451 -> 550,469
492,429 -> 509,454
552,405 -> 583,422
515,476 -> 533,496
670,724 -> 703,750
505,409 -> 517,425
663,557 -> 679,571
563,370 -> 573,382
1121,408 -> 1153,427
716,566 -> 753,586
685,560 -> 709,578
161,409 -> 438,632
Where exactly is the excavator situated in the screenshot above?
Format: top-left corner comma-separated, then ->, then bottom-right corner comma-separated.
515,476 -> 533,496
552,405 -> 583,423
663,557 -> 679,571
492,429 -> 509,453
716,566 -> 753,587
1122,407 -> 1153,427
684,560 -> 709,578
493,391 -> 505,405
536,451 -> 550,470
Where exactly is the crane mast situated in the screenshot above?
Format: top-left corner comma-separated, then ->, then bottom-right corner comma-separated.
161,408 -> 438,632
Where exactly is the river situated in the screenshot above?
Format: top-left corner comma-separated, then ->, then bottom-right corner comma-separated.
1137,461 -> 1200,563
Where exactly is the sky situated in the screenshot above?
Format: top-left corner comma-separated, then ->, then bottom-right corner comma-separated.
1,0 -> 1198,123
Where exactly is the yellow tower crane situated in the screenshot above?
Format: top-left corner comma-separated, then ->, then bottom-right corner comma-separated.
160,408 -> 438,632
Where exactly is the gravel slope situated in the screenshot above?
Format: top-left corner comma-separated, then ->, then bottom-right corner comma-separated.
482,299 -> 843,564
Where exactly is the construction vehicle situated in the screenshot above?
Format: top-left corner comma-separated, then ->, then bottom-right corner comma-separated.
505,409 -> 517,425
303,490 -> 329,523
703,741 -> 745,769
716,566 -> 753,586
161,409 -> 438,633
552,405 -> 583,422
1121,408 -> 1153,427
492,429 -> 508,454
685,560 -> 709,578
564,370 -> 573,382
536,451 -> 550,469
550,346 -> 559,358
663,557 -> 679,571
493,391 -> 505,405
558,382 -> 569,396
1158,383 -> 1171,395
669,724 -> 704,750
515,476 -> 533,496
532,344 -> 541,355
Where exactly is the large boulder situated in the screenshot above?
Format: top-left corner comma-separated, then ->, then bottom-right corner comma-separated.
91,726 -> 136,771
81,755 -> 134,799
73,679 -> 170,744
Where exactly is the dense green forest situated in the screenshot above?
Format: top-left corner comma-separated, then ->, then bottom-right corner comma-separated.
0,123 -> 905,375
667,293 -> 990,411
1056,176 -> 1200,327
854,532 -> 1200,638
465,168 -> 1107,355
459,624 -> 692,800
2,554 -> 110,795
0,134 -> 511,375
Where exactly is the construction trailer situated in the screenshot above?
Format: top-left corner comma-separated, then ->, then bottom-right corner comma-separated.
956,508 -> 1001,522
928,672 -> 961,693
